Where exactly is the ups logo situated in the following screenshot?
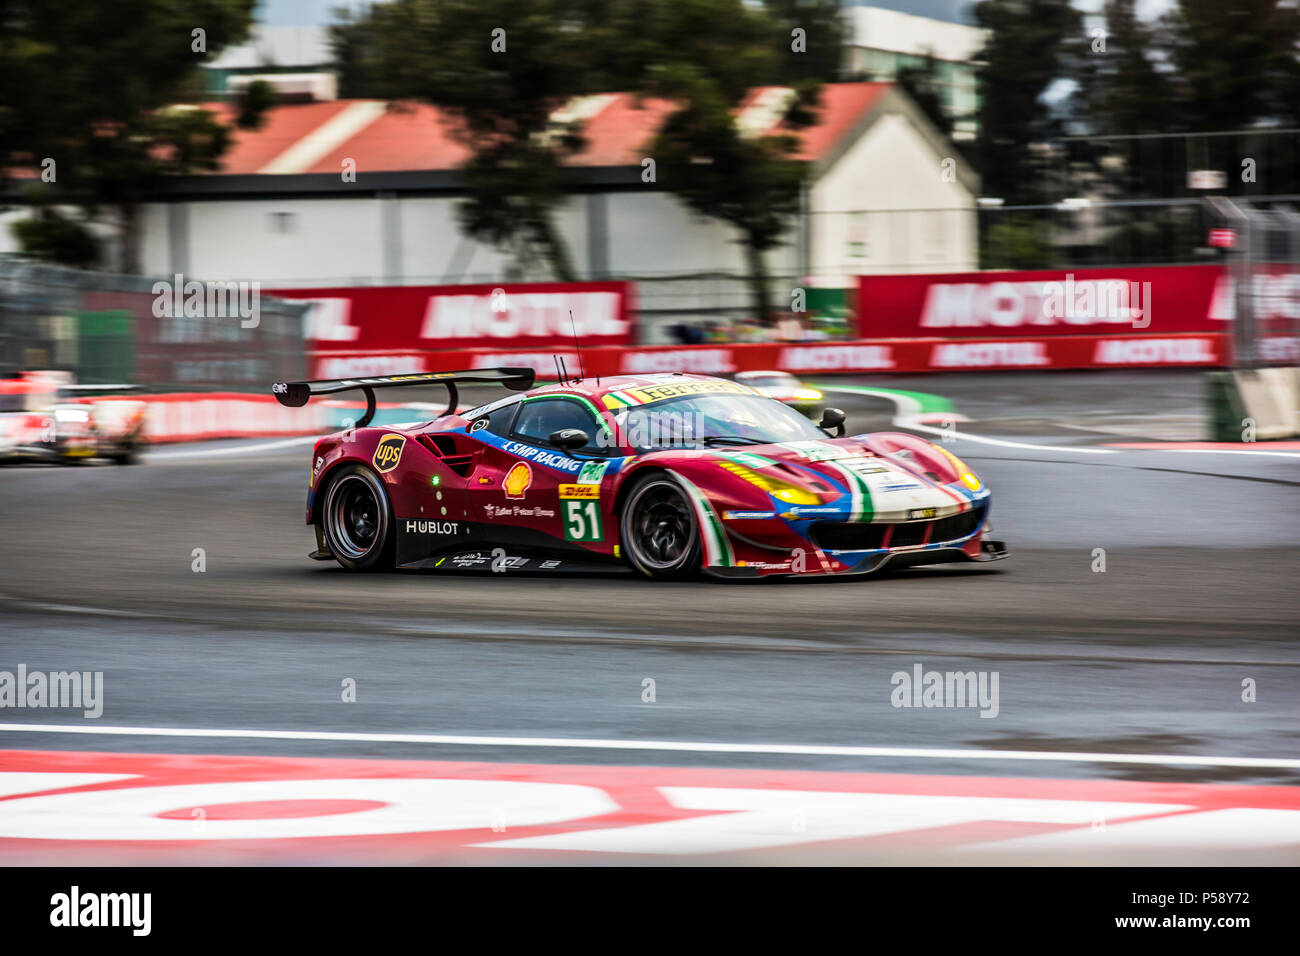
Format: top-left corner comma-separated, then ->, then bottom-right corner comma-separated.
372,434 -> 406,473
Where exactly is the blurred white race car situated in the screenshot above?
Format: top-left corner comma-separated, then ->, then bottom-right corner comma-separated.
0,371 -> 145,464
733,370 -> 823,416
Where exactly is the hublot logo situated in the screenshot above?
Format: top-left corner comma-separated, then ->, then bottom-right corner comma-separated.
406,520 -> 460,535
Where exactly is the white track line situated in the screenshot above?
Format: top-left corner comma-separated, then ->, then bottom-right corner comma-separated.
1,723 -> 1296,769
902,420 -> 1118,453
817,386 -> 1116,455
820,385 -> 1300,458
146,436 -> 320,459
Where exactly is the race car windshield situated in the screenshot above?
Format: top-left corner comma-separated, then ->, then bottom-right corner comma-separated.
614,394 -> 828,452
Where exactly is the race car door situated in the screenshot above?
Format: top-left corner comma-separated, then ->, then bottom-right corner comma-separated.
466,396 -> 611,551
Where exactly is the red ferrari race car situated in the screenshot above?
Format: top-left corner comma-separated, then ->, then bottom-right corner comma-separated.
273,369 -> 1007,580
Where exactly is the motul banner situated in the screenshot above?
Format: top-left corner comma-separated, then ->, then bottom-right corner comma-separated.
309,333 -> 1230,380
858,265 -> 1230,338
1244,265 -> 1300,365
268,281 -> 635,351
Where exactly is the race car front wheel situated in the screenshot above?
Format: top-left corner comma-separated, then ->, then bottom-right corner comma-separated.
321,464 -> 395,571
620,475 -> 701,580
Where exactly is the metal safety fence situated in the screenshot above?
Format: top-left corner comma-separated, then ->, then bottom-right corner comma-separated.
1207,198 -> 1300,368
0,257 -> 309,387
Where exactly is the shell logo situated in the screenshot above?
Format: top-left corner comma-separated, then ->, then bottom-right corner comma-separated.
504,462 -> 532,499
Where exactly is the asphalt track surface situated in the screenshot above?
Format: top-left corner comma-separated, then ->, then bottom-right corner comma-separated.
0,371 -> 1297,863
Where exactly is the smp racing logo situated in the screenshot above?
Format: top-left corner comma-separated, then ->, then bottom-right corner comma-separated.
372,434 -> 406,473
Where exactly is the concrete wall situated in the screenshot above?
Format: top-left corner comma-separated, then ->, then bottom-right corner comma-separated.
129,189 -> 805,288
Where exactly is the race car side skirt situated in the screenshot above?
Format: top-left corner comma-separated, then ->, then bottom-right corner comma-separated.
400,549 -> 627,575
394,522 -> 624,573
704,540 -> 1009,580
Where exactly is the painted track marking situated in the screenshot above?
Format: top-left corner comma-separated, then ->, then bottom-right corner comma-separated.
817,384 -> 1116,454
146,436 -> 320,459
3,752 -> 1295,859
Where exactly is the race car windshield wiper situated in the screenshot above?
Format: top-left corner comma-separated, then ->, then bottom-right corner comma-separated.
701,435 -> 769,446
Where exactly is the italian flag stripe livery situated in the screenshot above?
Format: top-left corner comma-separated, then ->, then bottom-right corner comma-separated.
676,473 -> 734,567
826,460 -> 875,522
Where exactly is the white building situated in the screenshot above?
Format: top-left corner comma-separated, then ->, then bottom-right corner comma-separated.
131,82 -> 977,285
201,25 -> 336,101
843,6 -> 986,141
1,82 -> 979,337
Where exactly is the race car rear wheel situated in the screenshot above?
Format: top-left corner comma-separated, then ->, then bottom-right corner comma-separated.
321,464 -> 395,571
620,475 -> 701,580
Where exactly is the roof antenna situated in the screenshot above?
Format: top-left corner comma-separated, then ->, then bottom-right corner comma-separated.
552,354 -> 563,385
568,310 -> 587,384
559,355 -> 570,384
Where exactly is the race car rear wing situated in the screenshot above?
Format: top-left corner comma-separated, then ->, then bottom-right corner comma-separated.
271,368 -> 536,427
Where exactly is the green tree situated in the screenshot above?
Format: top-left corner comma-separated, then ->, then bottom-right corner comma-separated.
641,0 -> 843,321
9,202 -> 101,270
333,0 -> 843,312
1065,1 -> 1180,201
1158,0 -> 1300,131
330,0 -> 612,281
1075,1 -> 1173,137
329,5 -> 383,99
649,74 -> 809,323
972,0 -> 1084,204
1068,1 -> 1300,199
980,213 -> 1057,270
1,0 -> 258,273
895,52 -> 955,142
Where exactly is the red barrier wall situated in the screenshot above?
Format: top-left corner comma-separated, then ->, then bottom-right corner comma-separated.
309,332 -> 1230,379
268,281 -> 636,351
858,265 -> 1229,337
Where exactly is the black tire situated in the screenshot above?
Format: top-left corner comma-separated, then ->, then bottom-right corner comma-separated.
619,473 -> 702,580
320,463 -> 396,571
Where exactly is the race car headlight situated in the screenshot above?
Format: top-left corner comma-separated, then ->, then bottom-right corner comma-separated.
771,487 -> 820,505
717,460 -> 822,506
933,444 -> 978,485
793,388 -> 823,401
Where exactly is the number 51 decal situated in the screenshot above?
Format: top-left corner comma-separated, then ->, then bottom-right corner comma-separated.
560,485 -> 603,542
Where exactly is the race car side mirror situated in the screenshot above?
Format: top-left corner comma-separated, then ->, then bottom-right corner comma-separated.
819,407 -> 846,437
549,428 -> 591,451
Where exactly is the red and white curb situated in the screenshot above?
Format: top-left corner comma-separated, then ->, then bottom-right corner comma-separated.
1,750 -> 1297,862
